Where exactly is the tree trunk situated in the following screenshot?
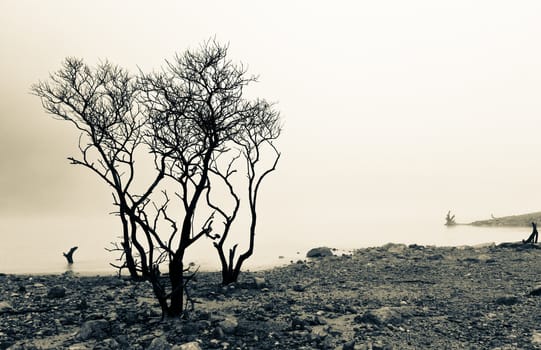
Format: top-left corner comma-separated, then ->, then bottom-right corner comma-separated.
168,254 -> 184,317
120,211 -> 140,279
63,246 -> 78,264
122,242 -> 139,279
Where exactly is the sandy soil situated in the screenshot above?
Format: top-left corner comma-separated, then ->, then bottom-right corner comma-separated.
2,242 -> 541,349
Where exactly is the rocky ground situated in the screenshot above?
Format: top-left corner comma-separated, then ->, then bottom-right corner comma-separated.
3,243 -> 541,349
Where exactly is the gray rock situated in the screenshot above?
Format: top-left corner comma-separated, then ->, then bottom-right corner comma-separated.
530,285 -> 541,296
97,338 -> 120,349
532,330 -> 541,346
356,307 -> 403,325
172,342 -> 202,350
306,247 -> 333,258
147,336 -> 171,350
67,344 -> 91,350
47,286 -> 66,298
212,326 -> 225,339
343,340 -> 355,350
218,316 -> 238,334
293,284 -> 305,292
253,277 -> 266,289
382,243 -> 407,253
181,322 -> 200,335
495,295 -> 519,305
78,319 -> 110,340
0,301 -> 13,313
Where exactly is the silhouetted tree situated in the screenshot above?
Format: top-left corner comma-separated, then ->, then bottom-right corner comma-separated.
208,99 -> 281,285
33,40 -> 281,318
32,59 -> 166,279
138,39 -> 277,316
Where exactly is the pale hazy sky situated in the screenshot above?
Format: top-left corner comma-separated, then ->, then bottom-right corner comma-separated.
2,1 -> 541,246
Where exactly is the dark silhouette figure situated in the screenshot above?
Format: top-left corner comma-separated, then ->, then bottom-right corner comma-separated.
523,223 -> 538,244
63,246 -> 78,264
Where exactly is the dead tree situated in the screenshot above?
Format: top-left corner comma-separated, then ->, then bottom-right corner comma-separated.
208,100 -> 281,285
32,59 -> 166,279
138,39 -> 275,316
63,246 -> 78,264
34,40 -> 281,317
445,210 -> 456,226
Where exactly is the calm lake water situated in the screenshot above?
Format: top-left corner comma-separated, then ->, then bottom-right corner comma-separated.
0,212 -> 529,275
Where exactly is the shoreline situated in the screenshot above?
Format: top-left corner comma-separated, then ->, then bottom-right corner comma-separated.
3,242 -> 541,349
0,242 -> 517,277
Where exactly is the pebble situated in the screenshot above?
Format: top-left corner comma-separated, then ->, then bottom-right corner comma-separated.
172,342 -> 203,350
530,285 -> 541,296
78,319 -> 110,340
495,295 -> 519,306
147,336 -> 171,350
218,316 -> 238,334
0,301 -> 13,313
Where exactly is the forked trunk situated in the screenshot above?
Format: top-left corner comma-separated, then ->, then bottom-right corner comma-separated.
120,211 -> 140,279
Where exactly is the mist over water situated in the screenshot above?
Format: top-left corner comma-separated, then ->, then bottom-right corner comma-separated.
2,2 -> 541,276
0,207 -> 529,275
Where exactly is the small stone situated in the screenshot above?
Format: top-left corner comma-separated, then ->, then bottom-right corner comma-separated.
172,342 -> 202,350
530,285 -> 541,296
78,319 -> 110,340
218,316 -> 238,334
0,301 -> 13,314
495,295 -> 519,306
382,243 -> 407,253
47,286 -> 66,298
181,322 -> 200,335
77,300 -> 88,310
532,331 -> 541,345
212,326 -> 225,339
97,338 -> 120,349
293,284 -> 305,292
355,307 -> 403,325
253,277 -> 266,289
147,336 -> 171,350
343,340 -> 355,350
306,247 -> 333,258
291,317 -> 305,330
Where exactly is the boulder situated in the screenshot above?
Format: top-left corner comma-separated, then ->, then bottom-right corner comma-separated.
78,319 -> 110,340
306,247 -> 333,258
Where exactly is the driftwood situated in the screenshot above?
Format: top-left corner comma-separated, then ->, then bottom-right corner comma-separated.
523,223 -> 538,244
445,211 -> 456,226
63,246 -> 78,264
